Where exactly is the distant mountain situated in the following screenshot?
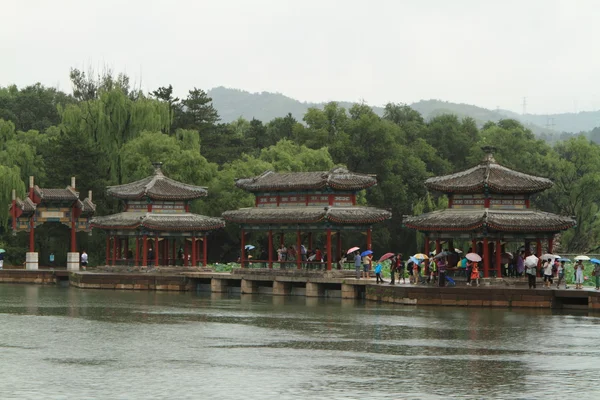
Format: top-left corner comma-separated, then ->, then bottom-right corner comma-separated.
207,87 -> 598,135
207,86 -> 383,123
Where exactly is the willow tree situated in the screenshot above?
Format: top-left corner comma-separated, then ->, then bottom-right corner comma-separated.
59,88 -> 171,185
0,165 -> 25,228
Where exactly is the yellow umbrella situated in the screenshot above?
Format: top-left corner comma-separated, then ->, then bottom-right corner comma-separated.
413,253 -> 429,260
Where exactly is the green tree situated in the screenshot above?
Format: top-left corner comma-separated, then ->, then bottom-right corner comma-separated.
176,88 -> 219,131
59,88 -> 171,184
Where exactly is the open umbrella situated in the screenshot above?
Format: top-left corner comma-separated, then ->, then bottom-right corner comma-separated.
433,251 -> 451,259
379,252 -> 395,262
0,249 -> 5,254
454,248 -> 463,254
591,258 -> 600,265
347,247 -> 360,254
500,252 -> 513,263
525,255 -> 539,268
245,245 -> 255,250
557,258 -> 571,262
360,250 -> 373,257
466,253 -> 482,262
413,253 -> 428,260
409,256 -> 421,265
575,255 -> 591,261
541,254 -> 560,261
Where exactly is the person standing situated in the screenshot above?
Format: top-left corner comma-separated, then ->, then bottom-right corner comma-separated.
556,260 -> 567,289
389,255 -> 397,285
412,260 -> 420,285
542,260 -> 554,288
574,260 -> 585,289
375,263 -> 384,284
338,250 -> 347,270
516,251 -> 525,277
594,262 -> 600,290
362,254 -> 371,279
49,252 -> 55,267
470,262 -> 480,287
80,250 -> 88,271
437,257 -> 447,287
397,254 -> 406,284
466,260 -> 473,286
526,261 -> 537,289
0,251 -> 4,270
354,251 -> 362,279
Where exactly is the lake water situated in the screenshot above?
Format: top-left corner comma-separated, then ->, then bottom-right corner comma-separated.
0,284 -> 599,400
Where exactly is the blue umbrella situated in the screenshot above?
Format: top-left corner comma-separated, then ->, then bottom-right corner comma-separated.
558,258 -> 571,262
591,258 -> 600,265
360,250 -> 373,257
409,256 -> 421,265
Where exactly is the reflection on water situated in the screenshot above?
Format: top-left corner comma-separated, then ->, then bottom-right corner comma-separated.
0,284 -> 599,399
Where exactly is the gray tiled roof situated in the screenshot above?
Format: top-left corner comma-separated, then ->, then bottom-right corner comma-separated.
107,166 -> 208,200
403,208 -> 575,233
34,186 -> 79,201
425,154 -> 553,194
235,167 -> 377,192
222,206 -> 391,225
91,212 -> 225,232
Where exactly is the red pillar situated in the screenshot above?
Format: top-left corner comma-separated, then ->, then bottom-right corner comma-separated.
29,218 -> 35,252
296,230 -> 302,270
548,237 -> 554,254
366,228 -> 372,250
536,239 -> 542,277
495,240 -> 502,277
191,236 -> 197,267
172,240 -> 177,264
483,238 -> 490,277
70,219 -> 77,252
203,236 -> 208,267
105,235 -> 110,266
184,240 -> 189,267
240,228 -> 246,268
424,235 -> 430,256
326,229 -> 332,270
142,235 -> 148,266
135,236 -> 140,266
471,239 -> 477,254
112,236 -> 117,266
435,239 -> 441,255
337,231 -> 342,264
268,230 -> 273,269
154,235 -> 159,266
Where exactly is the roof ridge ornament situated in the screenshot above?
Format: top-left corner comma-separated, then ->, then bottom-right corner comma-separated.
481,146 -> 497,163
152,162 -> 164,176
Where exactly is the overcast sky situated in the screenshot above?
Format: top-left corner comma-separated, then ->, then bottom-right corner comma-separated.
3,0 -> 599,114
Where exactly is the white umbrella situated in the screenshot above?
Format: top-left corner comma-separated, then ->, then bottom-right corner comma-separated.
575,255 -> 591,261
466,253 -> 482,262
525,255 -> 539,267
541,254 -> 560,261
454,248 -> 463,254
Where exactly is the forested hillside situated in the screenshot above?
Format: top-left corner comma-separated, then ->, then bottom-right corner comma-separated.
209,87 -> 600,141
1,71 -> 600,267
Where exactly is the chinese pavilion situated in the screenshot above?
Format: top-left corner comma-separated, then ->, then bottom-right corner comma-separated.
222,167 -> 392,270
91,162 -> 225,268
10,176 -> 96,270
403,147 -> 576,277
